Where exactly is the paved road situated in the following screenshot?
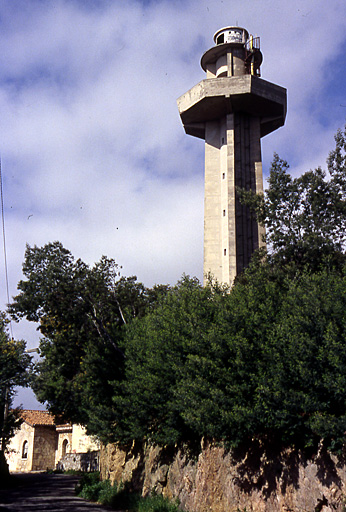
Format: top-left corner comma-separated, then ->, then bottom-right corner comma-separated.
0,473 -> 115,512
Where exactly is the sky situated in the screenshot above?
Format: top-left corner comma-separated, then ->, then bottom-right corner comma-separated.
0,0 -> 345,409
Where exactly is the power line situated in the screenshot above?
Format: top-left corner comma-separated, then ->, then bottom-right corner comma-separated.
0,157 -> 14,340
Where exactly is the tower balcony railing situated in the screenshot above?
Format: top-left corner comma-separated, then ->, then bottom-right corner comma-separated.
245,36 -> 260,51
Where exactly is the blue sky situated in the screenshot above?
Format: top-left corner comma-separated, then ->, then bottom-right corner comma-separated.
0,0 -> 344,408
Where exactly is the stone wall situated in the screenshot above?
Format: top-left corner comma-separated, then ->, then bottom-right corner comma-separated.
57,451 -> 100,472
100,440 -> 346,512
32,426 -> 57,471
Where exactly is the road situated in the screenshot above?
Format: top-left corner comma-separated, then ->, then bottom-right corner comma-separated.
0,472 -> 115,512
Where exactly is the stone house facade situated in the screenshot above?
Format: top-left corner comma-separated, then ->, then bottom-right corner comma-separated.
5,410 -> 99,472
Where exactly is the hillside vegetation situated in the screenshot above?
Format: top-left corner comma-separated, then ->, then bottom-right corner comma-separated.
9,125 -> 346,454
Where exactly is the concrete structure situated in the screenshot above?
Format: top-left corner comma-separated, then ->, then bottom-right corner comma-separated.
177,26 -> 286,285
5,410 -> 100,472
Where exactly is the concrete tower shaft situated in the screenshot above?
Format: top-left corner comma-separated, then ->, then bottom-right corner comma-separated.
177,27 -> 287,285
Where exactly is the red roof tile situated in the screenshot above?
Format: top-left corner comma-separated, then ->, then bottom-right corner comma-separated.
21,410 -> 56,427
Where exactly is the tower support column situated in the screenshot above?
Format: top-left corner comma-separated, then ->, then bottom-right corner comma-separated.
204,113 -> 265,285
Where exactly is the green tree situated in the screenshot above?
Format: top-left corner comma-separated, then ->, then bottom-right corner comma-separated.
0,313 -> 31,477
9,241 -> 169,441
113,262 -> 346,453
239,135 -> 346,272
112,276 -> 228,445
227,263 -> 346,452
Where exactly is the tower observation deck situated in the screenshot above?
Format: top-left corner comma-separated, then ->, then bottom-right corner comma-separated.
177,27 -> 287,285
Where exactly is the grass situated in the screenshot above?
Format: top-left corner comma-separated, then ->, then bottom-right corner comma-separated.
75,472 -> 182,511
137,494 -> 181,512
46,468 -> 84,475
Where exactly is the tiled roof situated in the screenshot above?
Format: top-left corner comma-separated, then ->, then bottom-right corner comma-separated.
21,410 -> 56,427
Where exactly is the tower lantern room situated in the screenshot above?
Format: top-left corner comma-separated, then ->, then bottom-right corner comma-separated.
201,26 -> 262,79
214,26 -> 248,44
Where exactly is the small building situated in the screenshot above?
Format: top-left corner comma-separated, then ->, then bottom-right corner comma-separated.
5,410 -> 100,472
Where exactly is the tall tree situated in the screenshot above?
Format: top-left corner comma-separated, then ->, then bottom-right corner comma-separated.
238,128 -> 346,271
9,242 -> 169,440
112,276 -> 225,445
0,313 -> 31,476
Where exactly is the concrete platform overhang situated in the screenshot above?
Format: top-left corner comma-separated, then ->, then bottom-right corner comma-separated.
200,42 -> 246,72
177,74 -> 287,139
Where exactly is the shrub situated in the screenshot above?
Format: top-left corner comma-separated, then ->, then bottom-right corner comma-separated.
137,494 -> 181,512
75,473 -> 182,511
78,481 -> 106,502
98,480 -> 132,507
99,481 -> 140,509
75,471 -> 100,495
75,473 -> 139,508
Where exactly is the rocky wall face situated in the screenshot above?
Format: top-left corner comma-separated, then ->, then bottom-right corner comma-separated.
100,440 -> 346,512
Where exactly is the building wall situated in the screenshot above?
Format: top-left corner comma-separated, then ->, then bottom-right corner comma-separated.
6,422 -> 35,472
55,430 -> 73,466
203,112 -> 264,285
6,419 -> 100,472
71,425 -> 100,453
57,451 -> 100,472
31,426 -> 58,471
204,119 -> 223,284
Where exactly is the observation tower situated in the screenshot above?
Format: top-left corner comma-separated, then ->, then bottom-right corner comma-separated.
177,27 -> 286,285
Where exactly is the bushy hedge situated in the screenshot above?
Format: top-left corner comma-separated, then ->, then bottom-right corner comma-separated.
112,265 -> 346,453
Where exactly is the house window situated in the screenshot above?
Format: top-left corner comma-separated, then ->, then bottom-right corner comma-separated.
62,438 -> 69,457
224,249 -> 227,256
223,210 -> 226,216
22,440 -> 28,459
222,173 -> 225,179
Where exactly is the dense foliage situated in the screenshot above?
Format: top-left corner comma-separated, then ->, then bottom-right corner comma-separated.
9,242 -> 169,440
238,127 -> 346,272
9,125 -> 346,453
110,265 -> 346,453
0,313 -> 31,474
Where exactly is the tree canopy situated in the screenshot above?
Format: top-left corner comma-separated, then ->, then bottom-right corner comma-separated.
0,313 -> 31,475
238,127 -> 346,272
9,125 -> 346,454
9,241 -> 169,440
